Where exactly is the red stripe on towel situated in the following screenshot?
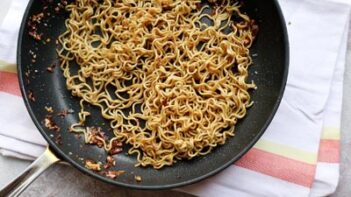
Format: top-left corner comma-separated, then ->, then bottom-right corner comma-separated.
318,139 -> 340,163
235,148 -> 316,187
0,71 -> 21,96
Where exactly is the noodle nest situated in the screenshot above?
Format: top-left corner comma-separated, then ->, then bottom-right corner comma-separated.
58,0 -> 257,169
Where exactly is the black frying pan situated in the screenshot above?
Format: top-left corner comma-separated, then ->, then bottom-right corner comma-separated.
0,0 -> 288,195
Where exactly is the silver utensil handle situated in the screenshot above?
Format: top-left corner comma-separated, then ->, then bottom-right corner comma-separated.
0,147 -> 60,197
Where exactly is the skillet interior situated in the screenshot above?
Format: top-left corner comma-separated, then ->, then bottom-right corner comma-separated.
17,0 -> 289,189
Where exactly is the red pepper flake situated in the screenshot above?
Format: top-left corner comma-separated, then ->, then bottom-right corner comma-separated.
104,170 -> 125,179
46,63 -> 56,73
96,141 -> 104,148
57,108 -> 74,117
109,140 -> 123,155
109,147 -> 123,155
57,109 -> 68,117
103,155 -> 116,169
27,8 -> 48,42
220,0 -> 226,7
161,98 -> 168,106
28,28 -> 42,41
87,127 -> 107,148
28,90 -> 35,102
46,66 -> 54,73
31,13 -> 44,23
243,38 -> 250,46
250,20 -> 259,39
211,9 -> 216,16
25,70 -> 30,77
74,133 -> 81,139
55,134 -> 63,145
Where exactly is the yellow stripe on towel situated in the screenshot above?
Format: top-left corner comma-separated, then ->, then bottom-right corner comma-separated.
0,60 -> 16,73
254,139 -> 317,165
321,127 -> 340,140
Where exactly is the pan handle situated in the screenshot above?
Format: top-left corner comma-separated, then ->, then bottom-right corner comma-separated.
0,147 -> 60,197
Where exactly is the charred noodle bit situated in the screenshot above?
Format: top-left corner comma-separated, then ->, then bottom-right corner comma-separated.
45,106 -> 54,113
28,90 -> 36,102
85,160 -> 102,171
135,175 -> 142,182
58,0 -> 257,169
105,170 -> 125,179
44,115 -> 60,131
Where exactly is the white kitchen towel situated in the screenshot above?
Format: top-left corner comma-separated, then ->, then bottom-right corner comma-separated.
0,0 -> 46,159
0,0 -> 349,196
309,11 -> 349,196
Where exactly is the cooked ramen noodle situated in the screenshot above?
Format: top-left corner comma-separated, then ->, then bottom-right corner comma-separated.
58,0 -> 257,169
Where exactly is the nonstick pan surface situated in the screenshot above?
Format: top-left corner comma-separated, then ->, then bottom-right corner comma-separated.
17,0 -> 289,190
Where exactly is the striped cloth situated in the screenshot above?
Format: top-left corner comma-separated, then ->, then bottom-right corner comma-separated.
0,0 -> 350,196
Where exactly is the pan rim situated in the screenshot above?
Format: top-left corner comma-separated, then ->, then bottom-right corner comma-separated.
17,0 -> 289,190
